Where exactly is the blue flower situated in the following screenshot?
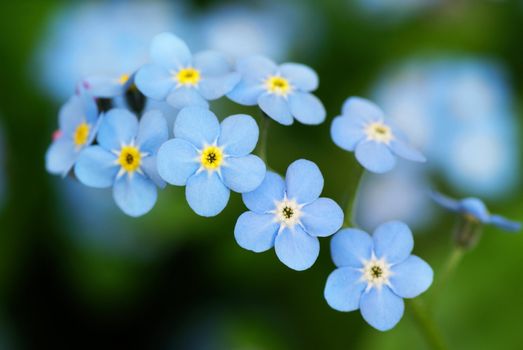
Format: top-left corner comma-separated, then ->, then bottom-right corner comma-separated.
81,73 -> 135,98
431,192 -> 521,232
235,159 -> 344,271
330,96 -> 425,173
227,55 -> 326,126
46,94 -> 100,175
156,106 -> 266,217
74,108 -> 168,217
135,32 -> 240,110
324,221 -> 433,331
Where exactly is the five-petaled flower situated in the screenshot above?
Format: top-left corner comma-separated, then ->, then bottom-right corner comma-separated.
135,32 -> 240,110
234,159 -> 344,271
46,93 -> 100,175
74,108 -> 168,217
227,55 -> 326,126
156,106 -> 266,217
324,221 -> 433,331
331,96 -> 425,173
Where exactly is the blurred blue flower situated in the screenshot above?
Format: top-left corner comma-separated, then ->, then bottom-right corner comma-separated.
235,159 -> 344,271
432,192 -> 521,232
324,221 -> 433,331
228,55 -> 326,125
75,109 -> 168,217
331,97 -> 425,173
81,73 -> 135,99
45,94 -> 100,176
157,107 -> 266,217
136,32 -> 240,110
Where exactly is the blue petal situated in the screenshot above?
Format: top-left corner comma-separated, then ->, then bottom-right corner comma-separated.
430,191 -> 460,212
141,156 -> 166,189
97,109 -> 138,150
258,93 -> 293,125
199,73 -> 241,100
330,116 -> 366,152
301,198 -> 344,237
275,225 -> 320,271
83,76 -> 124,98
236,55 -> 277,82
74,146 -> 118,188
45,138 -> 77,175
373,221 -> 413,264
330,228 -> 373,268
360,286 -> 404,331
167,87 -> 209,110
150,32 -> 191,71
324,267 -> 366,312
218,114 -> 259,157
227,80 -> 264,105
186,171 -> 230,217
135,64 -> 175,100
59,95 -> 88,134
280,63 -> 318,92
285,159 -> 324,204
221,155 -> 266,193
234,211 -> 279,252
136,110 -> 168,154
156,139 -> 199,186
113,173 -> 157,217
389,139 -> 426,163
390,255 -> 433,298
488,215 -> 521,232
173,107 -> 220,149
192,50 -> 231,75
460,198 -> 490,223
289,92 -> 326,125
342,96 -> 385,122
242,171 -> 285,213
355,141 -> 396,174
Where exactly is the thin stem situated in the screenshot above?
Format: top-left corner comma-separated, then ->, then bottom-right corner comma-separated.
407,299 -> 448,350
257,112 -> 270,162
431,246 -> 465,304
342,164 -> 365,227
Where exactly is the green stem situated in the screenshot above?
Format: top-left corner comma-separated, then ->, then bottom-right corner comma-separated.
407,299 -> 448,350
257,112 -> 270,162
431,246 -> 465,304
342,164 -> 365,227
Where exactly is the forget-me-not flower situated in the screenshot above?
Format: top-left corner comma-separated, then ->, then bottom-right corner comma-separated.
431,191 -> 521,232
331,96 -> 425,173
74,108 -> 168,217
235,159 -> 344,271
227,55 -> 326,126
324,221 -> 433,331
135,32 -> 240,110
46,94 -> 100,176
81,73 -> 135,99
156,107 -> 266,217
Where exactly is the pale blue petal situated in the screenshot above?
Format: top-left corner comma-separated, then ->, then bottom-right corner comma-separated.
275,225 -> 320,271
156,139 -> 199,186
289,92 -> 326,125
258,93 -> 293,125
227,80 -> 264,105
242,171 -> 285,213
280,63 -> 318,92
150,32 -> 191,71
97,109 -> 138,150
330,116 -> 366,152
45,138 -> 77,175
236,55 -> 277,82
285,159 -> 324,204
460,198 -> 490,223
199,73 -> 241,100
389,139 -> 426,162
167,87 -> 209,110
186,171 -> 230,217
331,228 -> 373,268
355,141 -> 396,174
430,191 -> 460,212
83,76 -> 124,98
489,215 -> 521,232
373,221 -> 413,264
301,198 -> 344,237
221,155 -> 266,193
173,107 -> 220,148
141,156 -> 166,189
135,64 -> 174,100
74,146 -> 118,188
390,255 -> 433,298
324,267 -> 366,312
59,95 -> 86,133
192,50 -> 231,75
360,286 -> 404,331
342,96 -> 385,122
218,114 -> 259,157
136,110 -> 168,154
234,212 -> 279,253
113,173 -> 157,217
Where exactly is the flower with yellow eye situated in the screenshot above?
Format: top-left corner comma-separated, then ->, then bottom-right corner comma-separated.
81,73 -> 134,98
74,109 -> 168,217
331,96 -> 425,173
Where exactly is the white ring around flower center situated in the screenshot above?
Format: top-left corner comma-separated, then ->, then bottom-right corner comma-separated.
364,121 -> 394,144
361,254 -> 392,290
273,197 -> 302,228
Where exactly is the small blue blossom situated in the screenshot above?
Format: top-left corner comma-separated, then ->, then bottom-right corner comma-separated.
135,32 -> 240,110
431,191 -> 521,232
235,159 -> 344,271
156,107 -> 266,217
330,96 -> 425,173
81,73 -> 135,98
227,55 -> 326,126
324,221 -> 433,331
74,108 -> 168,217
46,93 -> 100,175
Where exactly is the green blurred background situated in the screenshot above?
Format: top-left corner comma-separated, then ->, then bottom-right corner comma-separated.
0,0 -> 522,349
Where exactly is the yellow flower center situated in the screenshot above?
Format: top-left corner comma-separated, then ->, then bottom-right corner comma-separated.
118,74 -> 130,85
118,146 -> 142,173
365,122 -> 393,144
73,122 -> 90,147
200,146 -> 223,170
176,67 -> 201,86
265,75 -> 291,96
